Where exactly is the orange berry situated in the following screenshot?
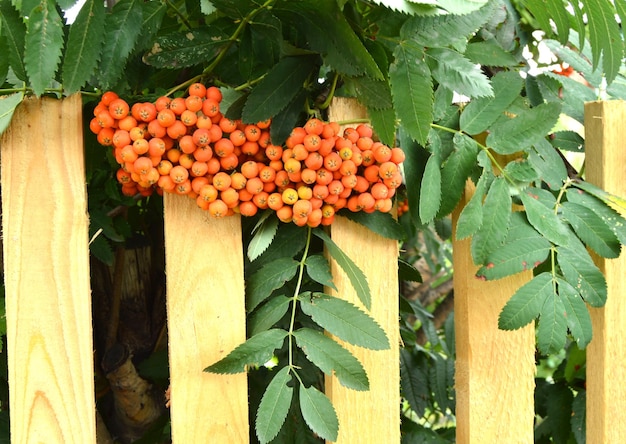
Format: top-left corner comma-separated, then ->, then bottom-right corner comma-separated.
229,129 -> 247,146
286,127 -> 306,148
97,127 -> 115,146
267,192 -> 284,210
282,188 -> 299,205
157,174 -> 176,192
292,144 -> 309,161
120,145 -> 138,163
301,168 -> 317,185
219,153 -> 239,170
209,199 -> 228,217
244,124 -> 261,142
378,161 -> 398,179
96,110 -> 115,129
166,148 -> 182,163
363,165 -> 380,183
241,141 -> 259,156
384,171 -> 403,189
157,159 -> 173,176
179,135 -> 196,154
213,171 -> 232,191
185,95 -> 203,112
196,114 -> 213,129
322,121 -> 339,139
275,170 -> 290,188
169,97 -> 187,115
343,127 -> 360,143
293,199 -> 312,218
207,157 -> 221,174
304,118 -> 324,135
138,102 -> 157,122
132,138 -> 149,155
256,118 -> 271,129
101,91 -> 119,106
116,168 -> 132,184
276,205 -> 293,223
193,145 -> 214,162
148,138 -> 166,157
307,208 -> 323,227
155,96 -> 171,111
157,109 -> 176,127
375,198 -> 393,212
328,180 -> 344,196
188,83 -> 207,98
202,99 -> 220,117
316,168 -> 333,186
199,184 -> 218,202
214,138 -> 235,157
219,117 -> 238,133
178,153 -> 195,169
253,191 -> 269,209
339,159 -> 357,176
206,86 -> 222,102
297,185 -> 313,200
265,145 -> 283,161
180,109 -> 198,127
167,120 -> 188,139
239,201 -> 258,217
374,145 -> 392,163
147,119 -> 167,138
246,177 -> 264,195
341,174 -> 358,189
191,161 -> 209,177
230,172 -> 247,190
284,158 -> 302,174
174,179 -> 192,195
259,165 -> 277,183
221,187 -> 240,207
240,160 -> 259,179
324,152 -> 342,172
169,165 -> 189,184
354,175 -> 370,193
118,115 -> 138,132
303,134 -> 321,152
390,147 -> 405,164
357,192 -> 376,210
191,176 -> 210,194
371,182 -> 390,200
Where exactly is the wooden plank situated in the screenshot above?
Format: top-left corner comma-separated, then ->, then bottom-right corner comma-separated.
452,182 -> 535,444
1,95 -> 96,443
163,194 -> 249,443
325,98 -> 400,443
584,100 -> 626,444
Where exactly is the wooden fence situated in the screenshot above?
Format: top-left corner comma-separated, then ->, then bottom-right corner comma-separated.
0,96 -> 624,443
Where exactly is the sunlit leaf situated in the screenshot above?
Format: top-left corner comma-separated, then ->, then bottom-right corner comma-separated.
520,189 -> 570,246
419,154 -> 441,224
566,187 -> 626,245
427,47 -> 493,98
471,177 -> 511,264
584,0 -> 623,85
557,239 -> 607,307
0,0 -> 27,81
0,91 -> 24,135
339,209 -> 405,240
561,201 -> 621,258
498,272 -> 553,330
248,215 -> 280,261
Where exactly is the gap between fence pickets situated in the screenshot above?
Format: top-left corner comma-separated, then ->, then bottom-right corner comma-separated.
1,95 -> 97,443
163,193 -> 249,443
325,97 -> 401,443
584,100 -> 626,444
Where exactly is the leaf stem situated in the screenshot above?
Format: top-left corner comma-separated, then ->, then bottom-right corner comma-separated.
288,226 -> 312,369
163,0 -> 193,30
318,72 -> 340,110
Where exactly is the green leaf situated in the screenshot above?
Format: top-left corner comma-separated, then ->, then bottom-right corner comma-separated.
256,366 -> 293,444
300,293 -> 389,350
471,177 -> 511,265
584,0 -> 623,85
143,26 -> 230,69
537,288 -> 568,354
24,0 -> 64,96
543,39 -> 603,88
398,258 -> 422,282
557,278 -> 592,349
455,169 -> 492,240
459,70 -> 523,135
0,91 -> 24,135
313,229 -> 371,309
248,216 -> 280,262
520,189 -> 570,246
535,381 -> 575,442
134,1 -> 167,52
351,77 -> 393,110
498,272 -> 553,330
253,221 -> 307,266
557,240 -> 607,307
464,41 -> 519,67
566,187 -> 626,245
338,210 -> 405,240
268,89 -> 307,145
242,56 -> 317,124
305,255 -> 336,291
561,201 -> 621,258
204,329 -> 288,374
487,102 -> 561,155
419,154 -> 441,224
98,0 -> 143,89
528,138 -> 569,190
503,159 -> 540,185
436,0 -> 489,14
294,328 -> 369,391
476,212 -> 551,280
210,0 -> 258,19
0,0 -> 27,81
400,349 -> 429,417
298,385 -> 338,442
249,296 -> 291,336
62,0 -> 105,94
437,132 -> 479,217
572,179 -> 626,214
247,258 -> 299,311
367,106 -> 397,147
369,0 -> 437,15
549,131 -> 584,153
427,47 -> 492,98
571,390 -> 586,443
390,41 -> 433,145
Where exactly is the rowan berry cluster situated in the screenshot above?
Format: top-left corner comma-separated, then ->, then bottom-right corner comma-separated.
89,84 -> 405,227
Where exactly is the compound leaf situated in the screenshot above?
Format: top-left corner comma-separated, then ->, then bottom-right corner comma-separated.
455,169 -> 492,240
566,187 -> 626,245
204,329 -> 288,374
437,132 -> 479,217
300,293 -> 389,350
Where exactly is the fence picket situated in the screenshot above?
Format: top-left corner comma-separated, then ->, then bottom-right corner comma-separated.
164,195 -> 249,442
1,95 -> 96,443
452,182 -> 535,443
584,100 -> 626,444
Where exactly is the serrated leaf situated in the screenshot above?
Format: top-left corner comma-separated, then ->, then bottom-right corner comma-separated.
249,296 -> 291,336
427,47 -> 492,98
400,349 -> 429,416
351,77 -> 393,110
24,0 -> 64,96
528,138 -> 569,190
62,0 -> 105,94
143,26 -> 230,69
256,366 -> 293,444
338,210 -> 405,240
134,1 -> 167,52
537,288 -> 568,354
247,257 -> 299,311
430,354 -> 453,412
437,132 -> 479,217
398,258 -> 422,282
566,187 -> 626,245
0,91 -> 24,135
455,169 -> 492,240
300,293 -> 389,350
572,179 -> 626,213
210,0 -> 258,19
498,272 -> 553,330
503,159 -> 540,185
557,278 -> 592,349
487,102 -> 561,155
98,0 -> 143,89
419,154 -> 441,224
89,232 -> 114,266
571,390 -> 586,443
369,0 -> 438,15
254,221 -> 307,266
0,0 -> 27,81
471,177 -> 511,265
550,131 -> 584,153
476,212 -> 551,280
557,240 -> 607,307
268,89 -> 307,146
204,329 -> 288,374
298,385 -> 338,442
535,381 -> 575,442
390,41 -> 433,145
242,56 -> 317,124
248,216 -> 280,261
464,41 -> 519,67
543,39 -> 603,88
313,229 -> 371,309
520,189 -> 570,246
367,106 -> 397,147
294,328 -> 369,391
460,70 -> 523,135
305,254 -> 336,290
561,201 -> 621,258
436,0 -> 489,14
584,0 -> 623,85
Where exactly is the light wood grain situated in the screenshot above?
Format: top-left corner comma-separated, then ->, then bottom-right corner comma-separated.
1,95 -> 96,443
584,100 -> 626,444
325,98 -> 400,444
452,182 -> 535,444
163,194 -> 249,443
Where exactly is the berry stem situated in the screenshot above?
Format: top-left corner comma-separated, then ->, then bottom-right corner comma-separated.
318,71 -> 340,110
